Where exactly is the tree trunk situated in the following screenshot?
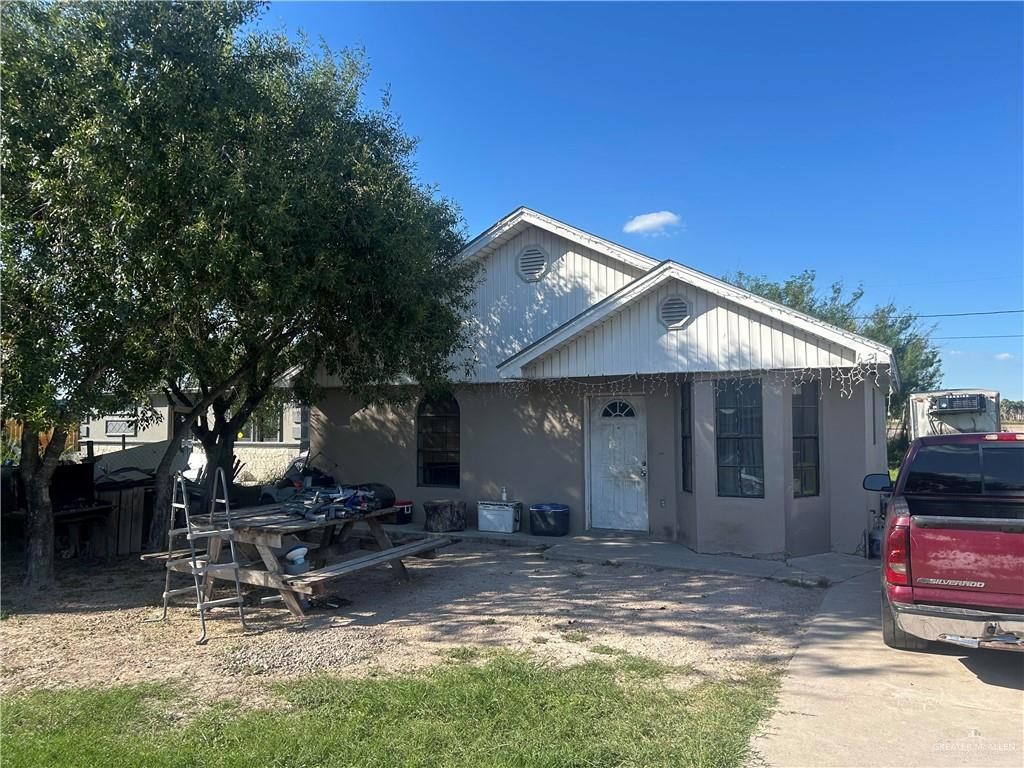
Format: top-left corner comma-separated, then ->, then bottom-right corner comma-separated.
197,427 -> 237,511
146,417 -> 189,551
215,431 -> 237,499
197,430 -> 221,502
146,360 -> 268,550
21,424 -> 68,590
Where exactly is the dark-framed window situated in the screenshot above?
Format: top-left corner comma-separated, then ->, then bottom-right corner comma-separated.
680,381 -> 693,493
417,394 -> 460,488
792,381 -> 820,498
237,407 -> 283,443
715,380 -> 764,498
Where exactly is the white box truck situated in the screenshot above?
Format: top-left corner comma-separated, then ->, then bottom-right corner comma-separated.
907,389 -> 1001,439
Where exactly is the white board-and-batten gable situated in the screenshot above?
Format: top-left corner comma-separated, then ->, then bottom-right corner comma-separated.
459,208 -> 655,381
451,207 -> 896,384
497,260 -> 896,380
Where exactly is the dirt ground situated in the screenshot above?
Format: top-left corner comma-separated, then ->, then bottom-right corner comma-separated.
0,541 -> 823,701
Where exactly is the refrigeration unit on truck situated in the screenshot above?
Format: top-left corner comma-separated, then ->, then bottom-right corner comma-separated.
907,389 -> 1001,440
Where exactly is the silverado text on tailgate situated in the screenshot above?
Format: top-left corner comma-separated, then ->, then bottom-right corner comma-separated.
864,432 -> 1024,651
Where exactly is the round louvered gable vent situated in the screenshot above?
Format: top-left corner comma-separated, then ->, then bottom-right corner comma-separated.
659,296 -> 689,328
517,246 -> 549,282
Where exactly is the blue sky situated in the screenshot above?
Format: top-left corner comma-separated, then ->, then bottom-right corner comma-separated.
265,2 -> 1023,398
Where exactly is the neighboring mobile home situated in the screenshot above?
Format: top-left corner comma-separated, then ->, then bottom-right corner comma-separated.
316,207 -> 894,556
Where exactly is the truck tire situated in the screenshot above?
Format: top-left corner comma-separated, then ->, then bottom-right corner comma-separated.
881,595 -> 929,651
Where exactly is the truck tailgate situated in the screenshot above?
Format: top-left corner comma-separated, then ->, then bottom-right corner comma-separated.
910,514 -> 1024,611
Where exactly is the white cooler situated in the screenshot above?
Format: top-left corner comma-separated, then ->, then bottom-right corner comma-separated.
477,501 -> 523,533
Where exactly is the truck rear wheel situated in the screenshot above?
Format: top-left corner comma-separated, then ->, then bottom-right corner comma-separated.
881,595 -> 929,651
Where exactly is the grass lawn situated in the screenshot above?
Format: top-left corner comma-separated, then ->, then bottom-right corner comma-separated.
1,650 -> 776,768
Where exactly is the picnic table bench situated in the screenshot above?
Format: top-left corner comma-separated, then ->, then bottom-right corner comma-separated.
151,503 -> 451,618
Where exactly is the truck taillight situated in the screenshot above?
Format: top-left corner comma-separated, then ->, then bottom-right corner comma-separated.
885,513 -> 910,587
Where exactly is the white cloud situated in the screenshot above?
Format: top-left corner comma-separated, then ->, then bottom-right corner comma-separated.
994,352 -> 1016,361
623,210 -> 682,235
946,350 -> 965,357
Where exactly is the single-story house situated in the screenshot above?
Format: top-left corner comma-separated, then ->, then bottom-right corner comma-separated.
314,207 -> 894,557
82,397 -> 309,485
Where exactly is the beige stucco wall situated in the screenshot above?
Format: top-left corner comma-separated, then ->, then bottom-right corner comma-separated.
644,390 -> 683,541
689,380 -> 787,557
311,375 -> 884,556
82,398 -> 173,448
312,383 -> 587,531
827,378 -> 889,554
783,380 -> 829,557
91,443 -> 135,457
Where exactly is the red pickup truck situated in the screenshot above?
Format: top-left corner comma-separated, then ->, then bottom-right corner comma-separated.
864,432 -> 1024,652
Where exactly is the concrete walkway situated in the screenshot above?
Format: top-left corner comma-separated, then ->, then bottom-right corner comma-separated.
751,571 -> 1024,767
541,536 -> 878,586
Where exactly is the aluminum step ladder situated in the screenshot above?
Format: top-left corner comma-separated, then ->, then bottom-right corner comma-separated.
147,468 -> 248,644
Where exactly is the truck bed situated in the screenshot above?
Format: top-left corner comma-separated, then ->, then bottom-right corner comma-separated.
909,511 -> 1024,611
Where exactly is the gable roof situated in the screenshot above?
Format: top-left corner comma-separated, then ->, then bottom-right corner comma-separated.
497,260 -> 897,380
459,206 -> 658,273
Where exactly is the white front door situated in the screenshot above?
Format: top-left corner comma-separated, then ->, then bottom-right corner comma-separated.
589,396 -> 648,532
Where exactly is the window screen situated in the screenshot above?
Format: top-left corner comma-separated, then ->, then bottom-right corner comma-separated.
792,382 -> 820,498
237,407 -> 283,443
681,381 -> 693,493
715,381 -> 764,498
417,394 -> 460,488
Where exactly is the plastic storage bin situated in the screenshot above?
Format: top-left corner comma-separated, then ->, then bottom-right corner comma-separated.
529,504 -> 570,537
393,500 -> 414,525
478,501 -> 522,533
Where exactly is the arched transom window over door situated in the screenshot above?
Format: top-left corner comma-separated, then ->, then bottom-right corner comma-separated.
601,400 -> 636,418
417,394 -> 460,488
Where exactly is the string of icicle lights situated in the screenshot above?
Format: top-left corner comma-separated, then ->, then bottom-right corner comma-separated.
493,359 -> 892,408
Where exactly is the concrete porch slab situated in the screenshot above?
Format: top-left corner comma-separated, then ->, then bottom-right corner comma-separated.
381,523 -> 878,586
542,537 -> 816,584
545,540 -> 880,586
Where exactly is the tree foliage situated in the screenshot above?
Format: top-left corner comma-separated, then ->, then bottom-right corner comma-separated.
726,270 -> 942,418
2,1 -> 181,587
3,1 -> 477,568
1001,399 -> 1024,425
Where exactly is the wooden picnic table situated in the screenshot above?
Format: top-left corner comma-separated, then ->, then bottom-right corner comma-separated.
168,503 -> 449,618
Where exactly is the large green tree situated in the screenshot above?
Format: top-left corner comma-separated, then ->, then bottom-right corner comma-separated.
3,2 -> 477,571
1,1 -> 180,587
125,4 -> 477,547
726,270 -> 942,418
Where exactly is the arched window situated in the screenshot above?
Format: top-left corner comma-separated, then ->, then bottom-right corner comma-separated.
601,400 -> 636,418
417,394 -> 460,487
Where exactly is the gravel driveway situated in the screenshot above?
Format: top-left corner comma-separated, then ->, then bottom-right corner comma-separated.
1,541 -> 823,700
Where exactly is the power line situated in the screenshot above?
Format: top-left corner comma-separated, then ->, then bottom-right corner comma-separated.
853,309 -> 1023,319
860,275 -> 1023,288
933,334 -> 1024,340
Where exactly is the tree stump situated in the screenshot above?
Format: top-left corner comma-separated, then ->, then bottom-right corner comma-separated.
423,499 -> 466,532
